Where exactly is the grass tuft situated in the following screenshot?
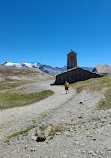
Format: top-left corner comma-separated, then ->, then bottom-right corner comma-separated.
38,112 -> 48,118
49,126 -> 65,139
39,125 -> 47,131
0,90 -> 54,109
78,116 -> 83,119
7,125 -> 36,139
0,80 -> 31,91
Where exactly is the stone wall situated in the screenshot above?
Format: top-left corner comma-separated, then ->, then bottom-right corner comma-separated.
54,67 -> 102,85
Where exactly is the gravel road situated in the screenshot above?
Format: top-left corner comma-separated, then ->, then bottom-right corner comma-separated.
0,80 -> 75,140
0,80 -> 111,158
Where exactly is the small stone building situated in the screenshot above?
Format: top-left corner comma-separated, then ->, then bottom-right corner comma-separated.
54,50 -> 102,85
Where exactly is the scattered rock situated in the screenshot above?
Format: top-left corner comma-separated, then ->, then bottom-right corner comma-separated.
79,101 -> 84,104
56,132 -> 61,135
62,151 -> 68,158
88,151 -> 93,154
69,128 -> 73,132
25,145 -> 28,148
81,150 -> 85,154
93,138 -> 96,141
31,148 -> 36,152
74,138 -> 79,141
37,126 -> 52,142
31,136 -> 37,141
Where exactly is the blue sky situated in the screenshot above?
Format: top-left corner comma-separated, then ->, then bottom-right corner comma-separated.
0,0 -> 111,67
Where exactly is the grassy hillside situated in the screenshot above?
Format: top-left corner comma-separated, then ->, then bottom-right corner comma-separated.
0,66 -> 54,90
0,66 -> 55,109
71,74 -> 111,110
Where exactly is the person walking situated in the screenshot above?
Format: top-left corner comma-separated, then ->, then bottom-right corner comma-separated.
64,81 -> 69,94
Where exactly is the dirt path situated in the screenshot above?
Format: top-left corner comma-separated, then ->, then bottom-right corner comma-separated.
0,80 -> 75,140
0,80 -> 111,158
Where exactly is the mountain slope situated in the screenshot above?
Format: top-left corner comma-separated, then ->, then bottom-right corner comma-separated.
0,65 -> 52,82
3,61 -> 66,76
81,67 -> 94,72
39,65 -> 67,76
3,61 -> 94,76
93,64 -> 111,73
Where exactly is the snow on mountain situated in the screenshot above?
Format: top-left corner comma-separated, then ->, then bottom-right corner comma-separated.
3,61 -> 66,76
4,61 -> 22,67
3,61 -> 94,76
4,61 -> 41,69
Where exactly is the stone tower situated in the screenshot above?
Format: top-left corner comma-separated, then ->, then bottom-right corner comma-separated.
67,50 -> 77,70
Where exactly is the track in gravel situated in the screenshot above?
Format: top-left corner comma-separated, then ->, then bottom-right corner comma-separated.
0,80 -> 75,140
1,80 -> 111,158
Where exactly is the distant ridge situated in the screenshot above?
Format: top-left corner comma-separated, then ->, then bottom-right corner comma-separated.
2,61 -> 94,76
93,64 -> 111,73
3,61 -> 66,76
0,65 -> 51,82
3,61 -> 42,68
80,67 -> 94,72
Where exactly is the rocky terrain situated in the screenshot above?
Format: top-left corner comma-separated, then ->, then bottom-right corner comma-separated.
0,79 -> 111,158
93,64 -> 111,73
